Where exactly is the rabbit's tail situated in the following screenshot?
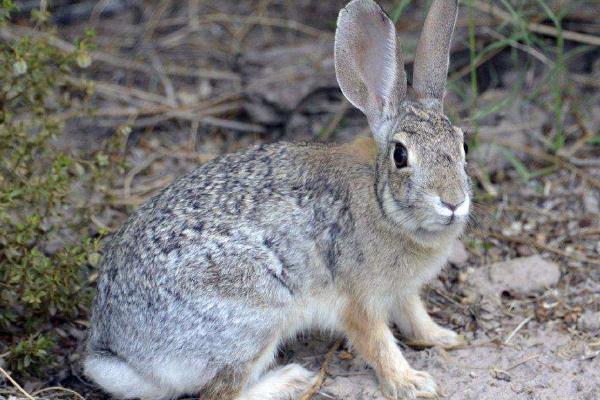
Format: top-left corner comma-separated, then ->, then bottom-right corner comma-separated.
84,354 -> 170,400
239,364 -> 317,400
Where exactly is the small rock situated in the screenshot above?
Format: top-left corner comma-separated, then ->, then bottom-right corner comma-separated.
583,190 -> 599,213
488,255 -> 561,295
467,255 -> 561,300
577,310 -> 600,333
491,368 -> 512,382
448,240 -> 469,265
516,244 -> 535,257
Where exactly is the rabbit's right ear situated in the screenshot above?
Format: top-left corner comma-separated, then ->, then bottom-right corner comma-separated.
335,0 -> 407,144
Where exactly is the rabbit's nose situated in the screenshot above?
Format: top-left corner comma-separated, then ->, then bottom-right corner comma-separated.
438,195 -> 470,218
434,193 -> 470,218
439,190 -> 465,209
441,199 -> 462,211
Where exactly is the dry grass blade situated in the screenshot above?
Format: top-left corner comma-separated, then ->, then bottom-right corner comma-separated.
318,99 -> 350,141
158,14 -> 331,40
201,116 -> 266,133
0,366 -> 35,400
481,27 -> 552,65
123,154 -> 163,200
483,138 -> 600,192
560,110 -> 596,157
300,337 -> 344,400
31,386 -> 86,400
471,0 -> 600,46
69,77 -> 172,106
233,0 -> 273,47
449,46 -> 504,82
148,50 -> 178,106
505,354 -> 541,371
487,231 -> 600,266
504,315 -> 533,345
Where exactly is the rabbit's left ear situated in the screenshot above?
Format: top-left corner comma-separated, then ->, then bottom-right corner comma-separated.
412,0 -> 459,111
334,0 -> 407,144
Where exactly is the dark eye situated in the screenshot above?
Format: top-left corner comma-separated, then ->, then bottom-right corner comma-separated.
463,142 -> 469,155
393,143 -> 408,168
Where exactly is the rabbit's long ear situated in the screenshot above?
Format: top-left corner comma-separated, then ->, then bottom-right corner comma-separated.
334,0 -> 407,143
412,0 -> 458,111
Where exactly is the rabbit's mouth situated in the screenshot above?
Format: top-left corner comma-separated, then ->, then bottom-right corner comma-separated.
377,182 -> 470,237
444,215 -> 457,225
411,194 -> 470,233
389,204 -> 468,237
421,217 -> 466,233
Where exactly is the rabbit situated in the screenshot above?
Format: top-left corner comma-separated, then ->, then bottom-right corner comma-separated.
83,0 -> 469,399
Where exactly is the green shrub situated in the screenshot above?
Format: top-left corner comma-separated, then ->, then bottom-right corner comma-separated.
0,1 -> 124,376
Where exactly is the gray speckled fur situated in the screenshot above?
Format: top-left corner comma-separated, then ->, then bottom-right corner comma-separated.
85,1 -> 470,398
87,142 -> 368,396
86,104 -> 468,398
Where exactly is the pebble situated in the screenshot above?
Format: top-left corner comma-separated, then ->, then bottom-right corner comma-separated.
516,244 -> 535,257
583,190 -> 599,213
577,310 -> 600,333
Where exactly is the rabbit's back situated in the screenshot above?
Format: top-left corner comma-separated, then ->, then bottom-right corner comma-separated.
86,142 -> 362,377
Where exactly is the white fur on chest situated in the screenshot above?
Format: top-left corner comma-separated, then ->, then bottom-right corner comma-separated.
283,292 -> 347,340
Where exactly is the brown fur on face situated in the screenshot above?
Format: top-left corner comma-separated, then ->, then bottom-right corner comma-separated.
370,101 -> 470,240
390,103 -> 466,206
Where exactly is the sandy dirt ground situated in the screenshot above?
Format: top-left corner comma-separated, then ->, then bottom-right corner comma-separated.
283,309 -> 600,400
1,1 -> 599,399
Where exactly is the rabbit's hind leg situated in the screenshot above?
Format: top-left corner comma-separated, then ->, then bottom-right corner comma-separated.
200,339 -> 316,400
84,354 -> 168,400
240,364 -> 317,400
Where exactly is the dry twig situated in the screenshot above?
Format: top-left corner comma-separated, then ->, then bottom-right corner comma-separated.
505,354 -> 542,371
318,100 -> 350,141
504,315 -> 533,345
0,366 -> 35,400
471,0 -> 600,46
487,231 -> 600,266
560,110 -> 596,158
483,138 -> 600,192
31,386 -> 86,400
300,338 -> 344,400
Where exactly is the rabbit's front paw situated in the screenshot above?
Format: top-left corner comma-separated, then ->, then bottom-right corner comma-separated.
379,368 -> 438,399
405,324 -> 467,349
408,325 -> 465,350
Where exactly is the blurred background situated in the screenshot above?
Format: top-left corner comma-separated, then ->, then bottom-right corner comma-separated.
1,0 -> 599,399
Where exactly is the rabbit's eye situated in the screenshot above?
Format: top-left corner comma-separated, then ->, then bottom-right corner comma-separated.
463,142 -> 469,155
393,143 -> 408,169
